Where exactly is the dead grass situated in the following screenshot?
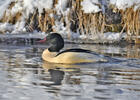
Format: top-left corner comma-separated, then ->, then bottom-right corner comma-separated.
0,1 -> 22,24
68,0 -> 105,36
0,0 -> 140,43
120,9 -> 139,38
120,7 -> 140,41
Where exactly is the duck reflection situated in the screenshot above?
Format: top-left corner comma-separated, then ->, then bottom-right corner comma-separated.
42,61 -> 81,85
42,61 -> 81,70
48,69 -> 64,85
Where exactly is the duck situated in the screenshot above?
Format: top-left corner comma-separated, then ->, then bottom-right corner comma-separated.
39,33 -> 107,64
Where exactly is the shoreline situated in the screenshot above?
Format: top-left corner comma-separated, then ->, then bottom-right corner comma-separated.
0,33 -> 130,45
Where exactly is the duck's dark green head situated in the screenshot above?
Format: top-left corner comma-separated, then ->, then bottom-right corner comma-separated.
39,33 -> 64,52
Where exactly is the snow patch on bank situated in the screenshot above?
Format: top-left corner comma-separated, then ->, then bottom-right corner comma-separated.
55,0 -> 68,14
0,22 -> 127,43
78,32 -> 126,43
0,0 -> 53,18
81,0 -> 101,13
103,32 -> 126,42
23,0 -> 53,17
0,23 -> 14,33
110,0 -> 140,10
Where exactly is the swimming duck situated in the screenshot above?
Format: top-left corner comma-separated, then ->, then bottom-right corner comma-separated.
39,33 -> 107,64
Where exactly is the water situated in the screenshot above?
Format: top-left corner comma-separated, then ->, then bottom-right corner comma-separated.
0,43 -> 140,100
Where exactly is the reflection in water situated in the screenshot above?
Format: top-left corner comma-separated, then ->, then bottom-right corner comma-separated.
42,62 -> 66,85
41,61 -> 140,99
76,44 -> 140,58
48,69 -> 64,85
0,44 -> 140,100
42,61 -> 81,86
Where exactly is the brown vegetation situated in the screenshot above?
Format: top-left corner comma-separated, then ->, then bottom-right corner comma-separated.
121,7 -> 140,42
0,0 -> 139,43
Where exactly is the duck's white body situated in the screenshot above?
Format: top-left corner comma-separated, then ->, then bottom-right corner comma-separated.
42,49 -> 106,64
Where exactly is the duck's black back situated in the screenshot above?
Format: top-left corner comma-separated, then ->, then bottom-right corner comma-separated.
55,48 -> 99,56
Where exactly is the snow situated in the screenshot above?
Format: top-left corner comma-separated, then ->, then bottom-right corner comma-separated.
0,22 -> 26,34
0,0 -> 53,18
103,32 -> 121,41
0,0 -> 139,17
23,0 -> 53,17
53,21 -> 67,35
0,23 -> 14,33
12,18 -> 26,33
0,0 -> 54,33
110,0 -> 140,10
37,0 -> 53,14
11,1 -> 23,16
4,0 -> 53,18
0,0 -> 14,19
23,0 -> 35,17
0,22 -> 126,43
81,0 -> 101,13
76,32 -> 126,43
0,0 -> 136,43
55,0 -> 68,14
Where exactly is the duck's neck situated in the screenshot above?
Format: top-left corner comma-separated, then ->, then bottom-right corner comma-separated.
42,49 -> 58,62
48,45 -> 61,52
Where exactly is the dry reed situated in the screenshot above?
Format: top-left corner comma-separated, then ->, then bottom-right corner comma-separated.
0,0 -> 140,43
121,7 -> 140,41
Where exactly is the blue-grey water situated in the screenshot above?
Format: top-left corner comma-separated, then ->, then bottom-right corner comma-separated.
0,43 -> 140,100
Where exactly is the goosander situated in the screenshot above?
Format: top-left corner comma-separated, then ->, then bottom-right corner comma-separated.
39,33 -> 107,64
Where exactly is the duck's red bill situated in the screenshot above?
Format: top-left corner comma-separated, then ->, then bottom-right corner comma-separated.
38,38 -> 46,43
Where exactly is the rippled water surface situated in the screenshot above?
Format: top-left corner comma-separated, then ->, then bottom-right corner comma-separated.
0,43 -> 140,100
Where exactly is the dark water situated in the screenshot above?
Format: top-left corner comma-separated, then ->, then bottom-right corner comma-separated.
0,43 -> 140,100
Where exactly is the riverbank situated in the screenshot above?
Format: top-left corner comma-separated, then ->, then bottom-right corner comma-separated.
0,32 -> 128,45
0,0 -> 139,44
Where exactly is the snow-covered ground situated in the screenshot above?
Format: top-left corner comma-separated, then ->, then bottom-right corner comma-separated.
110,0 -> 140,11
0,22 -> 126,43
0,0 -> 139,43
